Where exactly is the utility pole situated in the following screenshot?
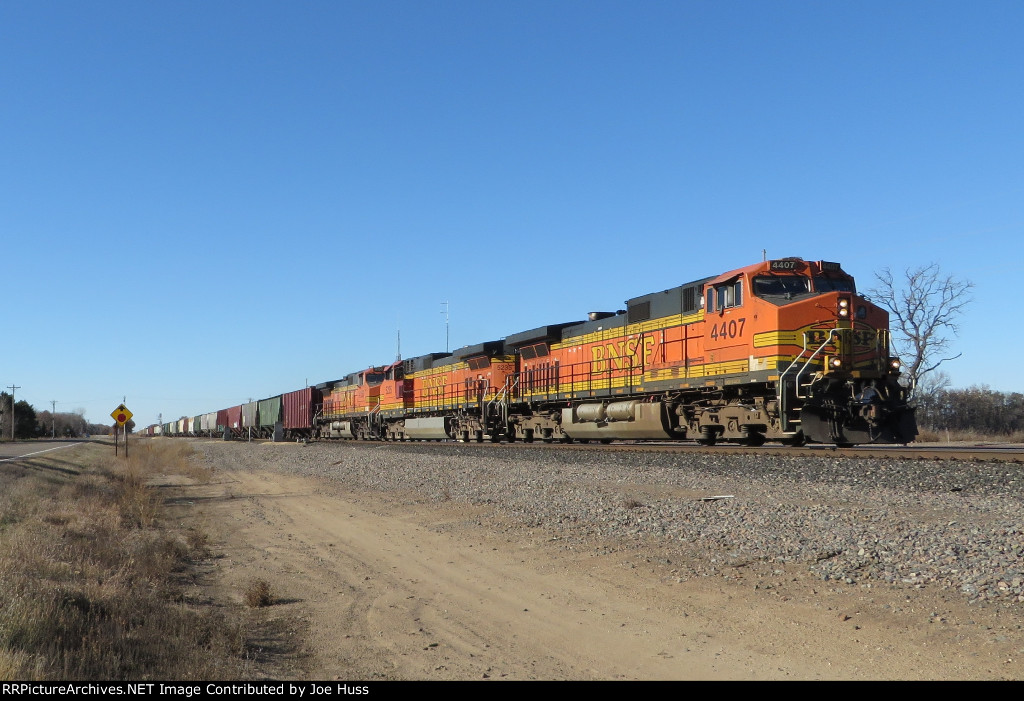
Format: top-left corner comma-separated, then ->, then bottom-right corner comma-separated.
7,385 -> 20,441
51,400 -> 56,438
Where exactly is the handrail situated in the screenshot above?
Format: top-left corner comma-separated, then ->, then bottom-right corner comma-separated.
517,341 -> 647,404
778,328 -> 840,400
486,375 -> 517,425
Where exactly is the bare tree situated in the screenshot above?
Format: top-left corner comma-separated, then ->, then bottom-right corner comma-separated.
870,263 -> 974,395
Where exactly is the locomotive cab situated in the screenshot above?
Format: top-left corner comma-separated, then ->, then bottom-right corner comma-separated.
750,259 -> 915,445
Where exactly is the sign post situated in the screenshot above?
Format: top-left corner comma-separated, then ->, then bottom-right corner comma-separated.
110,404 -> 133,457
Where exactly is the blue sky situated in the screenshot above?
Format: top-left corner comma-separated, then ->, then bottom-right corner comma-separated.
2,0 -> 1022,428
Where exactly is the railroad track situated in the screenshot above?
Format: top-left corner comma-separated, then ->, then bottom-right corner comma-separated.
834,443 -> 1024,463
176,435 -> 1024,462
417,439 -> 1024,463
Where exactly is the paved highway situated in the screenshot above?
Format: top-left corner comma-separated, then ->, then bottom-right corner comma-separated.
0,440 -> 86,462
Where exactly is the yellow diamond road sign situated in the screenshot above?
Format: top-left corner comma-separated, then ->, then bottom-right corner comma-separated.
111,404 -> 133,425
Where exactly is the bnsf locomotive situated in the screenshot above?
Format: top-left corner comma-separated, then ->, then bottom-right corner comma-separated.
151,258 -> 916,446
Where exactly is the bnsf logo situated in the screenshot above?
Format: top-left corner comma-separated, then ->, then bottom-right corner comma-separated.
590,337 -> 657,373
806,325 -> 878,353
421,374 -> 448,389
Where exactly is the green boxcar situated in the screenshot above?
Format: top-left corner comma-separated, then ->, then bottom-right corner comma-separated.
258,396 -> 282,429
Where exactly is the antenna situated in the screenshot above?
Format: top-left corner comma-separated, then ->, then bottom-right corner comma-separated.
441,301 -> 450,352
395,313 -> 402,362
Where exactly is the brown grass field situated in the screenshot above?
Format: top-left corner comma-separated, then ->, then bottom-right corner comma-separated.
2,429 -> 1022,680
0,440 -> 260,681
913,428 -> 1024,444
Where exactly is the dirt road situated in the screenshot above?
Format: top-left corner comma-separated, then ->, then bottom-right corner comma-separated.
170,459 -> 1023,680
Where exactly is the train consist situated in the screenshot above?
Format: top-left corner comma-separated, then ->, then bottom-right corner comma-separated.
145,258 -> 917,446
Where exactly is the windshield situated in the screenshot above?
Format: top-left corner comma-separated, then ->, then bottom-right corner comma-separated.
752,275 -> 811,298
813,276 -> 855,293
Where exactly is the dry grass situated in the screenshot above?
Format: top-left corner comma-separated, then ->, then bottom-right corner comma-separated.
128,439 -> 214,483
244,579 -> 274,608
0,441 -> 253,681
915,428 -> 1024,444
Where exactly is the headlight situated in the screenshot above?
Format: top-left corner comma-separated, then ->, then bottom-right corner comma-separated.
890,359 -> 902,371
830,357 -> 843,368
838,299 -> 850,317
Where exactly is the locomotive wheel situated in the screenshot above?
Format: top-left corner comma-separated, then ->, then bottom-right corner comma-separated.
743,431 -> 766,447
697,426 -> 717,446
781,432 -> 806,447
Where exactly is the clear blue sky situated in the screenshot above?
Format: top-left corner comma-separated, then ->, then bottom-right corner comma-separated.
2,0 -> 1022,428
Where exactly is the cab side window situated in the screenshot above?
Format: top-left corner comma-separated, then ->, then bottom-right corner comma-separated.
713,279 -> 743,310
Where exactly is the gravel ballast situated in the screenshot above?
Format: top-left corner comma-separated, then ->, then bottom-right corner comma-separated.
191,440 -> 1024,607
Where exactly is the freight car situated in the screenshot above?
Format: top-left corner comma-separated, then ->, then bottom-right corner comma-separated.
151,258 -> 916,446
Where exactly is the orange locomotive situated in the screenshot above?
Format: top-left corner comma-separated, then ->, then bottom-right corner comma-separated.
313,258 -> 915,446
317,343 -> 517,442
318,362 -> 408,440
511,258 -> 913,445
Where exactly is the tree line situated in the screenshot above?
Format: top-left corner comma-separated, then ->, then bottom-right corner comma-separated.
915,385 -> 1024,436
0,393 -> 109,439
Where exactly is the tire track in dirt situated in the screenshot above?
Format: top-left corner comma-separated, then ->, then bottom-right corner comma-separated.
180,466 -> 1022,680
209,470 -> 732,679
